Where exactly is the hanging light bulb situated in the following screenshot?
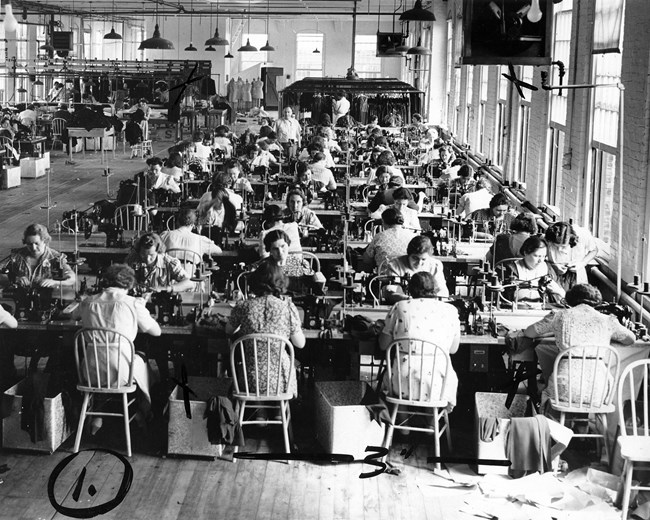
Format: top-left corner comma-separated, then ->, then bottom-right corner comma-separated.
527,0 -> 543,23
4,2 -> 19,32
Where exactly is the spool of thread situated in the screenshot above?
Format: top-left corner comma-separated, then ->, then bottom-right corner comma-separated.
491,274 -> 499,286
484,261 -> 491,272
644,282 -> 650,293
634,275 -> 640,286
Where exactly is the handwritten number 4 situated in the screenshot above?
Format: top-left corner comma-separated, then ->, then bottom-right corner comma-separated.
359,446 -> 388,479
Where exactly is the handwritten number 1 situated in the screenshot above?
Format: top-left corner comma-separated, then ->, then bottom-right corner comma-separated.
358,446 -> 388,479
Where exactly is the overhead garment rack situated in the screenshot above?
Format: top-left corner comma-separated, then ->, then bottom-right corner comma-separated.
279,77 -> 423,126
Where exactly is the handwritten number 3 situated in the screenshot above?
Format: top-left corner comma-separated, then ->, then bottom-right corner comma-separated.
359,446 -> 388,479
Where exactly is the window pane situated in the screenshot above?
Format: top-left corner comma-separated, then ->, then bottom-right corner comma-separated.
498,65 -> 509,100
355,35 -> 381,78
296,33 -> 323,81
592,53 -> 621,147
240,34 -> 269,72
480,66 -> 488,101
551,2 -> 572,124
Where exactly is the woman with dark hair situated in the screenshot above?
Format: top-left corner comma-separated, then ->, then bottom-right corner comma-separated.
291,161 -> 315,204
384,235 -> 449,300
161,151 -> 184,182
72,264 -> 161,430
226,261 -> 305,396
379,272 -> 460,409
284,189 -> 323,231
259,205 -> 301,258
0,223 -> 75,289
545,221 -> 598,289
523,283 -> 635,407
196,184 -> 238,233
125,233 -> 193,292
362,207 -> 416,272
502,236 -> 565,303
261,228 -> 310,278
471,192 -> 516,237
485,212 -> 539,266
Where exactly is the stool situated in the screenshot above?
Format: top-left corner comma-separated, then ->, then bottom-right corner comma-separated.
130,140 -> 153,158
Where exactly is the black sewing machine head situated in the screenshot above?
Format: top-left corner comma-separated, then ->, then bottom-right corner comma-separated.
151,188 -> 181,208
8,285 -> 55,321
595,302 -> 634,326
97,221 -> 124,248
448,296 -> 485,334
150,290 -> 185,325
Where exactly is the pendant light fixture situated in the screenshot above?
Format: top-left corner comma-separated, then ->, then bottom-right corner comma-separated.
238,0 -> 258,52
225,49 -> 234,58
104,0 -> 122,40
407,37 -> 431,55
205,0 -> 229,47
139,2 -> 174,50
259,0 -> 274,52
184,0 -> 197,51
399,0 -> 435,22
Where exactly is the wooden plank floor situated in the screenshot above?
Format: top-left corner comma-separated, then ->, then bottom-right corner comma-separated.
0,436 -> 476,520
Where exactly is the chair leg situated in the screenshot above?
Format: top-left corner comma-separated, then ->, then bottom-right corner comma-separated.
232,401 -> 246,461
73,392 -> 91,453
444,410 -> 452,452
433,408 -> 441,471
280,400 -> 291,454
620,458 -> 634,519
122,393 -> 132,457
599,413 -> 610,464
382,403 -> 400,462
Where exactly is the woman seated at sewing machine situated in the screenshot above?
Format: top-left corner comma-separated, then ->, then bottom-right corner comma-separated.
212,125 -> 234,158
250,139 -> 278,170
144,156 -> 180,194
124,233 -> 194,293
196,185 -> 239,242
382,235 -> 449,303
309,152 -> 337,193
291,162 -> 315,205
485,212 -> 538,266
284,189 -> 323,232
297,136 -> 336,168
259,205 -> 302,259
161,151 -> 184,183
499,236 -> 565,307
0,224 -> 75,290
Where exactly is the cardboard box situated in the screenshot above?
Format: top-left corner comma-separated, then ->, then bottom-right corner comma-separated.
19,156 -> 48,178
474,392 -> 529,475
2,375 -> 73,453
168,376 -> 233,457
314,381 -> 385,460
1,165 -> 21,189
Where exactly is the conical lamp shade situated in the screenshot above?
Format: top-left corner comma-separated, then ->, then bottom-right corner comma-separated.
185,43 -> 197,51
33,79 -> 43,85
238,38 -> 258,52
260,40 -> 275,51
205,27 -> 229,46
17,87 -> 27,93
395,40 -> 411,53
139,24 -> 174,50
104,27 -> 122,40
407,38 -> 431,55
205,45 -> 216,51
224,50 -> 234,58
313,47 -> 320,54
399,0 -> 436,21
40,43 -> 55,52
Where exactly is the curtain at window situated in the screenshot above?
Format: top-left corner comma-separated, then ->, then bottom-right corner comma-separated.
593,0 -> 624,54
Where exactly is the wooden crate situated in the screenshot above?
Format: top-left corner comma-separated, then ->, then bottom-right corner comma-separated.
314,381 -> 385,460
167,376 -> 233,457
2,375 -> 73,453
1,165 -> 21,189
